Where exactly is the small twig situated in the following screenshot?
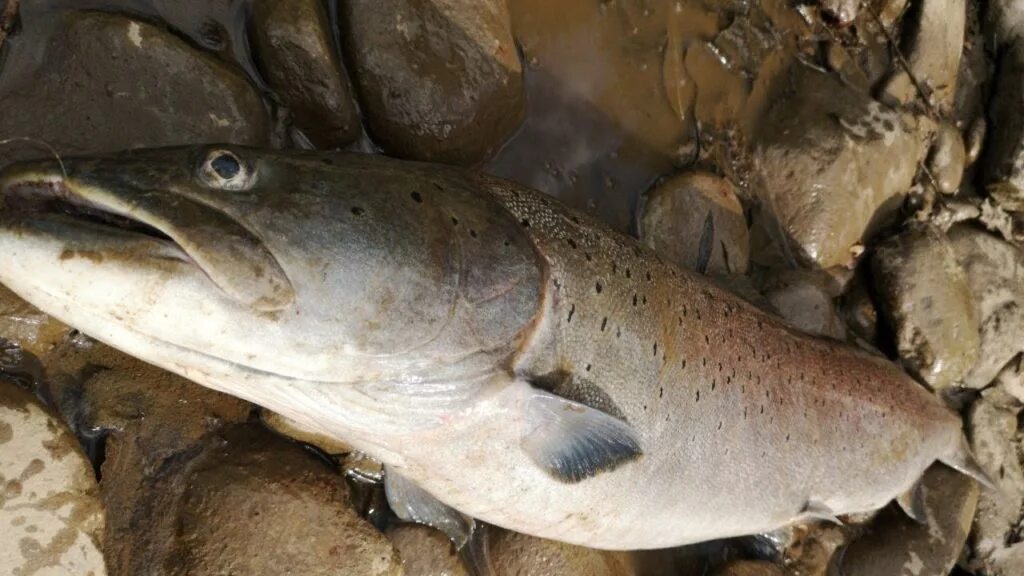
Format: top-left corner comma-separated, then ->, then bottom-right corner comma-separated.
0,0 -> 19,51
867,5 -> 940,120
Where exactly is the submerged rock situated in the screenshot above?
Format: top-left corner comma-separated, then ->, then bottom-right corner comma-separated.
746,63 -> 931,269
0,284 -> 70,359
341,0 -> 524,164
638,172 -> 750,276
0,11 -> 268,167
712,560 -> 784,576
838,464 -> 978,576
251,0 -> 362,148
0,383 -> 107,576
871,225 -> 979,388
388,523 -> 469,576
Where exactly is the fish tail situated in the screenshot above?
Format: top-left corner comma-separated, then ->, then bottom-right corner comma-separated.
939,434 -> 996,491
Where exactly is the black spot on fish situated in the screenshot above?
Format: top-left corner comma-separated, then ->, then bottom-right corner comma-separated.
632,294 -> 638,307
696,390 -> 700,402
451,216 -> 459,226
646,271 -> 652,281
351,206 -> 365,216
470,229 -> 478,238
711,378 -> 716,390
521,218 -> 531,227
626,268 -> 632,279
600,317 -> 608,331
411,191 -> 423,203
585,364 -> 592,371
585,252 -> 593,261
616,327 -> 621,338
567,238 -> 577,249
653,343 -> 658,356
682,359 -> 687,369
567,304 -> 575,323
659,387 -> 664,398
595,281 -> 603,294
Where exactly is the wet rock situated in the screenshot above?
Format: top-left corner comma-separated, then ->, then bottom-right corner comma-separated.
341,0 -> 524,165
168,426 -> 401,576
388,523 -> 469,576
927,124 -> 967,194
484,526 -> 636,576
879,0 -> 966,112
948,225 -> 1024,388
838,464 -> 978,576
841,273 -> 880,346
760,269 -> 845,339
982,43 -> 1024,206
260,409 -> 353,455
638,172 -> 750,276
0,284 -> 70,359
712,560 -> 784,576
871,225 -> 979,388
746,62 -> 931,268
819,0 -> 860,27
40,335 -> 252,575
0,383 -> 106,576
251,0 -> 361,148
0,11 -> 268,167
968,386 -> 1024,575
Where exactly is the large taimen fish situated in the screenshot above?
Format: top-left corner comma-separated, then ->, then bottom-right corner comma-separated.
0,146 -> 986,549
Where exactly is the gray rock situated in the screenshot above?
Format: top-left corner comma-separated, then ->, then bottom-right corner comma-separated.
761,269 -> 845,339
638,172 -> 750,276
948,225 -> 1024,388
251,0 -> 361,148
872,225 -> 980,388
837,464 -> 978,576
0,383 -> 107,576
388,524 -> 469,576
260,408 -> 354,455
746,62 -> 931,269
712,561 -> 784,576
340,0 -> 524,165
879,0 -> 966,113
968,386 -> 1024,576
927,123 -> 967,194
484,525 -> 636,576
982,43 -> 1024,206
0,11 -> 268,168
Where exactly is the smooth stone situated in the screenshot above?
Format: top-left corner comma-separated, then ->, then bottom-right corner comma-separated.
927,124 -> 967,194
0,284 -> 70,359
968,386 -> 1024,575
871,225 -> 980,388
638,172 -> 750,276
0,11 -> 268,167
746,62 -> 931,269
948,225 -> 1024,388
388,523 -> 469,576
167,426 -> 401,576
341,0 -> 524,165
484,526 -> 636,576
760,269 -> 845,339
879,0 -> 966,112
0,383 -> 107,576
838,464 -> 978,576
260,409 -> 354,455
251,0 -> 361,148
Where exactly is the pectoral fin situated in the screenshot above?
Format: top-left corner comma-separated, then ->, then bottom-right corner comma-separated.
896,478 -> 928,524
384,467 -> 474,548
521,392 -> 642,484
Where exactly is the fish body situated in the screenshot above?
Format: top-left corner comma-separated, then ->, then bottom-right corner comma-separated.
0,147 -> 973,549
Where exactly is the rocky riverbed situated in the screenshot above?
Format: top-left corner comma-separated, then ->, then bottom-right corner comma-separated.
0,0 -> 1022,574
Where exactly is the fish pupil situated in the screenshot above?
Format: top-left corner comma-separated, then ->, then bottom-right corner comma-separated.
211,154 -> 241,179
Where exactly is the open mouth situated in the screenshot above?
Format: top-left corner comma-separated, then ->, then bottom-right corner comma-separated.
1,177 -> 177,245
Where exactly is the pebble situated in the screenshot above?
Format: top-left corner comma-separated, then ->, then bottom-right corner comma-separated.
0,383 -> 107,576
0,11 -> 268,167
712,560 -> 785,576
260,409 -> 354,455
341,0 -> 525,164
838,464 -> 978,576
638,172 -> 750,276
871,225 -> 980,388
388,523 -> 469,576
927,123 -> 967,194
251,0 -> 362,148
760,269 -> 845,339
968,386 -> 1024,575
747,63 -> 931,269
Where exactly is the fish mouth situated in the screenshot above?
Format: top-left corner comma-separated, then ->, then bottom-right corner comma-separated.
0,163 -> 295,312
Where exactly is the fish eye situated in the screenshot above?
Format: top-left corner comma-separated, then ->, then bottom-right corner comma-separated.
199,149 -> 254,191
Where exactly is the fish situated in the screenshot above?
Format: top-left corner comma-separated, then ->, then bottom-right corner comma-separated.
0,145 -> 987,550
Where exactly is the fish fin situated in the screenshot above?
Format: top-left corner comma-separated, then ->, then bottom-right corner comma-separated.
384,466 -> 475,549
939,436 -> 997,491
896,478 -> 928,524
796,500 -> 843,525
521,391 -> 642,483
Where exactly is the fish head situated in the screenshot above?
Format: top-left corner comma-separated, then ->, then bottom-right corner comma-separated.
0,145 -> 541,388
